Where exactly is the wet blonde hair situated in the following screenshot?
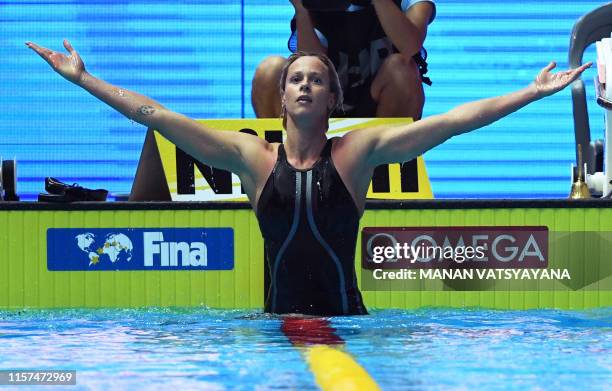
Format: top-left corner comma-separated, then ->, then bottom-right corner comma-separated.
279,51 -> 344,129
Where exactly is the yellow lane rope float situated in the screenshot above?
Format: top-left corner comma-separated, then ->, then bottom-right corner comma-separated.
306,345 -> 380,391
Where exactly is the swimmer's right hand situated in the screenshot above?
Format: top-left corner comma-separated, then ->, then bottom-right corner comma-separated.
26,40 -> 86,85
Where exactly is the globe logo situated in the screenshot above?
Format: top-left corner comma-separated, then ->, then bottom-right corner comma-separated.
75,232 -> 133,266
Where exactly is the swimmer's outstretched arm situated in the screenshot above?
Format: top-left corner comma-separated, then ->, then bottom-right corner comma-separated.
25,40 -> 269,177
345,61 -> 592,167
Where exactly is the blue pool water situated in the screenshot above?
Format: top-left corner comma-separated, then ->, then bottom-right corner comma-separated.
0,308 -> 610,390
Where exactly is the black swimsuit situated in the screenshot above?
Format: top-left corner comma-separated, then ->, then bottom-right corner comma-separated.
257,138 -> 367,316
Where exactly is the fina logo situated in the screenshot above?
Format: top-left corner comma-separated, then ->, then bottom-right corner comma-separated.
75,232 -> 134,266
75,231 -> 207,268
144,232 -> 207,267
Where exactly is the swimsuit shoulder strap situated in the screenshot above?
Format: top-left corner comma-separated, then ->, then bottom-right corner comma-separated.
277,143 -> 287,162
321,138 -> 334,158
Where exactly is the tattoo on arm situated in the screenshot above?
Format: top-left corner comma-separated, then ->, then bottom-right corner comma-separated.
137,105 -> 156,116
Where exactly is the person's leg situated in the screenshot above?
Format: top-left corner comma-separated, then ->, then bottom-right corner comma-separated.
251,56 -> 287,118
370,53 -> 425,120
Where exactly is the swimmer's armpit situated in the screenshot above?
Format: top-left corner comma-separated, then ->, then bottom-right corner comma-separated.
137,105 -> 156,116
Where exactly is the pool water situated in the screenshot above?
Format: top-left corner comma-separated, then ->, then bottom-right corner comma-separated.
0,308 -> 610,390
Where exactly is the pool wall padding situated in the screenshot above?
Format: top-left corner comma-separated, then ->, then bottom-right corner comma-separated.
1,201 -> 611,310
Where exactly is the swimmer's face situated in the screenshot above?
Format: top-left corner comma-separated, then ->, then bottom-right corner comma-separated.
282,56 -> 336,121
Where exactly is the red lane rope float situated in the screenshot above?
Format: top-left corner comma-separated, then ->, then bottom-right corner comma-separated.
281,317 -> 380,391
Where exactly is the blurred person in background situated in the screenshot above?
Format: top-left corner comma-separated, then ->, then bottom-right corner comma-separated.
252,0 -> 436,120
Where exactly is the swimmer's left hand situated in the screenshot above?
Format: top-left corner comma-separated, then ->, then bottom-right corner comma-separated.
533,61 -> 592,98
26,40 -> 86,85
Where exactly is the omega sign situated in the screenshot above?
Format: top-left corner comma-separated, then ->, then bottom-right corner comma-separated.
361,226 -> 548,269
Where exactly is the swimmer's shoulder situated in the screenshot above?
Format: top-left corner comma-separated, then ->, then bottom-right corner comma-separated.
330,128 -> 374,160
233,138 -> 279,181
